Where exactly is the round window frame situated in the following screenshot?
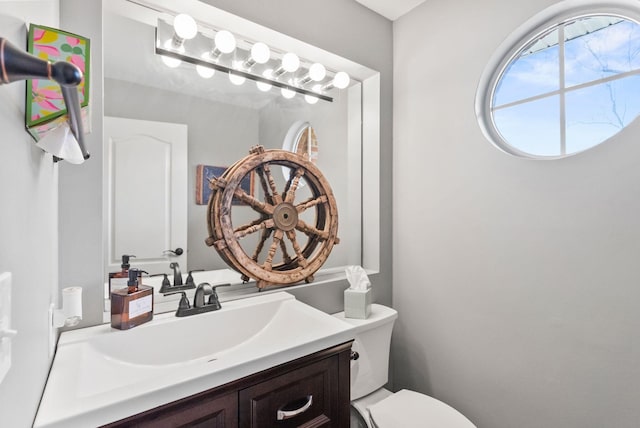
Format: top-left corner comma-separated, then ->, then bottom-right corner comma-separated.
475,0 -> 640,159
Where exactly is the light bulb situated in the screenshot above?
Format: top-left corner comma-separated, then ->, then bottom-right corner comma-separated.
215,30 -> 236,54
173,14 -> 198,40
229,72 -> 245,85
333,71 -> 350,89
305,84 -> 322,104
251,42 -> 270,64
196,52 -> 214,78
161,39 -> 182,68
308,63 -> 326,82
161,55 -> 181,68
281,53 -> 300,73
257,69 -> 273,92
281,87 -> 296,99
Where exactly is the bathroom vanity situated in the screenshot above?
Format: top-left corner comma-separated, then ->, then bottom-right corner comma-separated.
103,341 -> 351,427
34,292 -> 355,427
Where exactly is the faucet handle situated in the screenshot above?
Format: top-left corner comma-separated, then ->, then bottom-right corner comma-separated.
152,273 -> 171,293
185,269 -> 205,286
207,283 -> 231,309
163,291 -> 191,316
151,273 -> 170,285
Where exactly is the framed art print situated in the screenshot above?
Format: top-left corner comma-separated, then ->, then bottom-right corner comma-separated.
26,24 -> 90,128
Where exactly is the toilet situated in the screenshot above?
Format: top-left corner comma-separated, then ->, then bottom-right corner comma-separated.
333,304 -> 476,428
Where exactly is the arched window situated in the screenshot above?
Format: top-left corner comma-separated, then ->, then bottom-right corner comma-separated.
476,1 -> 640,159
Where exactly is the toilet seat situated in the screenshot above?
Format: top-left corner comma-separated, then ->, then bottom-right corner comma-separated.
367,389 -> 476,428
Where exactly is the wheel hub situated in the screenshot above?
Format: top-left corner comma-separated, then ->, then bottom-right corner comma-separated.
272,202 -> 298,231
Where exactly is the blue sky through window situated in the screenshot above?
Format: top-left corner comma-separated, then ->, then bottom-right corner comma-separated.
492,16 -> 640,157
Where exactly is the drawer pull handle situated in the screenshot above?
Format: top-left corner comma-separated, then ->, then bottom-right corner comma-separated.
276,395 -> 313,420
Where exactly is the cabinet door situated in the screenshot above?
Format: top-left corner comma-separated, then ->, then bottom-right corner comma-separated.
239,356 -> 340,428
103,391 -> 237,428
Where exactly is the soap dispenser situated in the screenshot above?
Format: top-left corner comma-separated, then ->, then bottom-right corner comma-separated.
111,268 -> 154,330
108,254 -> 136,294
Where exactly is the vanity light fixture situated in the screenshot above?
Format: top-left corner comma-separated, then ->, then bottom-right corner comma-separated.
196,52 -> 215,78
229,70 -> 246,86
297,63 -> 326,86
272,52 -> 300,77
211,30 -> 236,59
155,17 -> 352,103
161,40 -> 183,68
304,94 -> 319,104
242,42 -> 270,70
322,71 -> 350,91
162,13 -> 198,68
193,29 -> 235,75
304,84 -> 322,104
171,14 -> 198,47
281,87 -> 296,99
256,69 -> 274,91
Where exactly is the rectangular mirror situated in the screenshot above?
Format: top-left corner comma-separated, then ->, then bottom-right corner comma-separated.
61,0 -> 381,321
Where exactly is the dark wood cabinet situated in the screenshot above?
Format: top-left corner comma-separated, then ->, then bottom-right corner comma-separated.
103,341 -> 352,428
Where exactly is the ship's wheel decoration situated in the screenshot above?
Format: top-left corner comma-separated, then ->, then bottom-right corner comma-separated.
205,145 -> 339,289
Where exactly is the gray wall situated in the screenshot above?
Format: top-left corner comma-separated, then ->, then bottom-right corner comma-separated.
0,2 -> 60,427
393,0 -> 640,427
58,0 -> 105,327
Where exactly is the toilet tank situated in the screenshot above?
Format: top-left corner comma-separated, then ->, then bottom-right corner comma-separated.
333,304 -> 398,400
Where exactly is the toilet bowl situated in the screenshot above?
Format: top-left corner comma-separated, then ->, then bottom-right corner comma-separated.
334,304 -> 476,428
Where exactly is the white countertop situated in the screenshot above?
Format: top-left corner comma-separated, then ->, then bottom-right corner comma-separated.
35,292 -> 355,428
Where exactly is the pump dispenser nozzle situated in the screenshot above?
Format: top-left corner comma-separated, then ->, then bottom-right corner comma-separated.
121,254 -> 136,269
127,268 -> 148,293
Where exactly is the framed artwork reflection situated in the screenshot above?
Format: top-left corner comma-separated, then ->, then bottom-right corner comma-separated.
196,165 -> 255,206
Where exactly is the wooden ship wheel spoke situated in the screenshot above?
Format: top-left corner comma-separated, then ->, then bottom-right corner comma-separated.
206,145 -> 339,289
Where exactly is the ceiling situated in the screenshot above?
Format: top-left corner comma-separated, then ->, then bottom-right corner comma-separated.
354,0 -> 427,21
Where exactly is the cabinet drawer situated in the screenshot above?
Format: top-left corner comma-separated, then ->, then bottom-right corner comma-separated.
239,355 -> 339,428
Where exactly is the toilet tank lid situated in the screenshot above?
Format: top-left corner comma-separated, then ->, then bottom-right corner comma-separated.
332,304 -> 398,332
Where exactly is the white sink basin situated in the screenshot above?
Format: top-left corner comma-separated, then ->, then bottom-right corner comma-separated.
35,292 -> 355,428
92,291 -> 279,366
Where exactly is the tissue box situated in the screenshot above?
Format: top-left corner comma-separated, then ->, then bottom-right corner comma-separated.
344,288 -> 371,319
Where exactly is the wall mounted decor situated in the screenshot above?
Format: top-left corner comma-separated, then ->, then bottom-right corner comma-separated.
0,33 -> 89,162
26,24 -> 90,141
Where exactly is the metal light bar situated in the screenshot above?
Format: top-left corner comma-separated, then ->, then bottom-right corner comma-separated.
155,20 -> 334,103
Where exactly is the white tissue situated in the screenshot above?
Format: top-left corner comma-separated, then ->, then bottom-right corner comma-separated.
35,122 -> 85,164
345,265 -> 371,290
